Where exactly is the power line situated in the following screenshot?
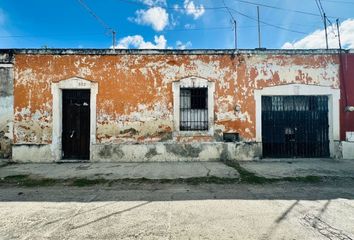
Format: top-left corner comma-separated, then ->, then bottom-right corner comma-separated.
0,33 -> 106,39
222,0 -> 236,21
117,0 -> 344,19
77,0 -> 113,32
315,0 -> 326,17
116,0 -> 224,10
76,0 -> 117,48
227,7 -> 308,35
321,0 -> 354,4
233,0 -> 319,17
315,0 -> 334,49
163,26 -> 233,32
0,26 -> 247,39
222,0 -> 238,49
231,0 -> 344,19
5,0 -> 347,46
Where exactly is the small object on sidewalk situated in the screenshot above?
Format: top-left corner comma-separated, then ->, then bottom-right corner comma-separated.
18,192 -> 23,195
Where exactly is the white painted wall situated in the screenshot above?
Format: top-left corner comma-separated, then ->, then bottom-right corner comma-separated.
0,64 -> 13,158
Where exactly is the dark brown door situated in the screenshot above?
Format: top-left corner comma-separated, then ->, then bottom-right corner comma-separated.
62,90 -> 90,160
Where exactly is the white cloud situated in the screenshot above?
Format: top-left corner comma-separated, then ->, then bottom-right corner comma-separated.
114,35 -> 167,49
131,7 -> 169,31
184,0 -> 205,19
176,40 -> 192,49
282,18 -> 354,49
174,0 -> 205,19
139,0 -> 166,7
169,14 -> 179,28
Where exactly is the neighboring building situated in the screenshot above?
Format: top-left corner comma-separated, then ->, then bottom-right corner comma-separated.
0,48 -> 352,162
340,52 -> 354,159
0,50 -> 13,159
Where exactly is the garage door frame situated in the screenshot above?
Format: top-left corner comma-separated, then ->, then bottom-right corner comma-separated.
254,84 -> 340,158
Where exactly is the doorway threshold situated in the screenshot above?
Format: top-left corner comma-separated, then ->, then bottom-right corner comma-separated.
56,159 -> 90,163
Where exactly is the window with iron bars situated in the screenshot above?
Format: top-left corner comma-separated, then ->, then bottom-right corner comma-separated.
180,87 -> 208,131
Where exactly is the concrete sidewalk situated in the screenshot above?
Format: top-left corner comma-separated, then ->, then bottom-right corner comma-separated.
240,158 -> 354,179
1,158 -> 353,182
0,162 -> 239,180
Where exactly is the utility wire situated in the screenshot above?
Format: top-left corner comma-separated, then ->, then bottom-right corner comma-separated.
315,0 -> 339,48
116,0 -> 224,10
227,7 -> 308,34
0,33 -> 105,38
117,0 -> 344,19
163,26 -> 233,32
316,0 -> 326,16
232,0 -> 344,19
222,0 -> 238,49
76,0 -> 117,48
4,0 -> 345,41
222,0 -> 236,21
117,0 -> 346,30
77,0 -> 113,33
318,0 -> 337,35
0,26 -> 248,39
321,0 -> 354,4
233,0 -> 319,17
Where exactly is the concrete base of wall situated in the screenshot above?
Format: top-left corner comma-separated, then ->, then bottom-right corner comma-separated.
12,142 -> 262,162
342,141 -> 354,160
332,141 -> 343,159
91,142 -> 262,162
12,145 -> 52,163
13,141 -> 348,162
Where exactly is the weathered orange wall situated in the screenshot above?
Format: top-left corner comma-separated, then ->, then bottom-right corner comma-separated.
13,53 -> 340,144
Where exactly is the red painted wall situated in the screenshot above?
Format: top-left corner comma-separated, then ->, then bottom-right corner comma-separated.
340,53 -> 354,140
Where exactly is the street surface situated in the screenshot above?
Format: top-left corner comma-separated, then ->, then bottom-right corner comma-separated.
1,180 -> 354,240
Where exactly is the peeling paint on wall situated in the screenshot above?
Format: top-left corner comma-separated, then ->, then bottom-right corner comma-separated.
0,64 -> 14,158
13,52 -> 340,147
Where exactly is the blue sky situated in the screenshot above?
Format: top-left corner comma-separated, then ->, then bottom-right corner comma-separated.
0,0 -> 354,49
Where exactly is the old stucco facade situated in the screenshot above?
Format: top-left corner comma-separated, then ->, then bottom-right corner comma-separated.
0,51 -> 13,159
0,49 -> 350,162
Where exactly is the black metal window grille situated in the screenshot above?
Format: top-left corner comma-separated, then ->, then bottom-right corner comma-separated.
180,88 -> 208,131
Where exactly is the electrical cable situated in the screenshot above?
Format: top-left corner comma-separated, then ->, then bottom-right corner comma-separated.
77,0 -> 115,34
227,7 -> 308,34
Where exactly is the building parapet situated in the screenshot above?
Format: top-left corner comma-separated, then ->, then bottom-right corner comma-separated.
0,48 -> 350,56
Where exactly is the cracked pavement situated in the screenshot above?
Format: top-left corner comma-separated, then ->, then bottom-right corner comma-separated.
0,162 -> 239,180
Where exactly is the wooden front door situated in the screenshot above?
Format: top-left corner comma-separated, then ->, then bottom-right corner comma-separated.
62,90 -> 90,160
